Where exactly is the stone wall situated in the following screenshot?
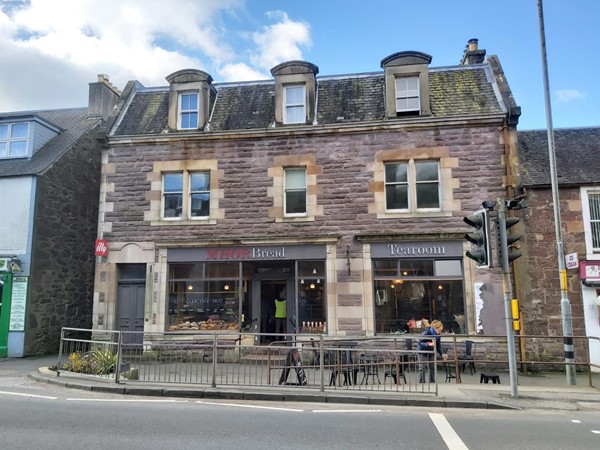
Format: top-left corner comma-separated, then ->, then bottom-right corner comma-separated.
26,126 -> 103,355
101,124 -> 509,334
517,187 -> 586,356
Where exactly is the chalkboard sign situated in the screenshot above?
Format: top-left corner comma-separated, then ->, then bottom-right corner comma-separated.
278,348 -> 308,386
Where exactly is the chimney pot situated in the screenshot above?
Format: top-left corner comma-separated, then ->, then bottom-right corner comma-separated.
97,74 -> 109,83
468,39 -> 479,51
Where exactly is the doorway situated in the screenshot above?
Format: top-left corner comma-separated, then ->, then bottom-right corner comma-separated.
116,264 -> 146,345
249,264 -> 294,344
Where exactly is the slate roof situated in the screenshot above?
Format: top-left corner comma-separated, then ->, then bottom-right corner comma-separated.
111,63 -> 505,137
519,127 -> 600,187
0,108 -> 98,177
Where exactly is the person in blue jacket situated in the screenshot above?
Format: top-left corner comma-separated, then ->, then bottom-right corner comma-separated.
418,320 -> 447,383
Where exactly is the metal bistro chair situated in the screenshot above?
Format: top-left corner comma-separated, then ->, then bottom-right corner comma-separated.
458,340 -> 476,375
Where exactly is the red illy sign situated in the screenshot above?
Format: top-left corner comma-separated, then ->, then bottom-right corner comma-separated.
95,239 -> 108,256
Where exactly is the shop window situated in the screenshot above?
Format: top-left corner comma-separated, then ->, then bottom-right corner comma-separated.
373,258 -> 464,334
297,260 -> 326,330
284,167 -> 307,216
385,160 -> 440,211
167,262 -> 240,332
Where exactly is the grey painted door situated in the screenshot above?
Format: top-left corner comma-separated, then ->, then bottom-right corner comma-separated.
116,283 -> 145,345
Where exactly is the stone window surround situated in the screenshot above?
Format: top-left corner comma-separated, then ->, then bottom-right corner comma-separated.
381,51 -> 432,118
271,61 -> 318,126
283,84 -> 307,125
145,159 -> 224,226
166,69 -> 213,131
268,154 -> 323,222
368,146 -> 459,219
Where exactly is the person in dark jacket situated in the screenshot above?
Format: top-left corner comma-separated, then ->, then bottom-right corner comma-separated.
418,320 -> 447,383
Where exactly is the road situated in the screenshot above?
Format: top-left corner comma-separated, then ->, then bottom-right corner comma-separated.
1,380 -> 599,450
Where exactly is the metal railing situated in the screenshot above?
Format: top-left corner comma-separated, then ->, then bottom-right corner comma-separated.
57,328 -> 599,393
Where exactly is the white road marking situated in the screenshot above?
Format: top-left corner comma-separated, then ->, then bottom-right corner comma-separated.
67,398 -> 187,403
429,412 -> 469,450
591,430 -> 600,434
313,409 -> 382,413
0,390 -> 57,400
196,400 -> 303,412
571,419 -> 581,423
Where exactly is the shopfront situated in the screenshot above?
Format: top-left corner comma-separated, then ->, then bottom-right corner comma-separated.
580,261 -> 600,371
166,244 -> 327,343
370,241 -> 466,334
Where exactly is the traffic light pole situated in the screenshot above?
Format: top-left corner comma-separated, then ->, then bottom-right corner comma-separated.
497,199 -> 518,398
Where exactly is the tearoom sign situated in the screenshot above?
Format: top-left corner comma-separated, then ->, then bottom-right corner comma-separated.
9,276 -> 28,331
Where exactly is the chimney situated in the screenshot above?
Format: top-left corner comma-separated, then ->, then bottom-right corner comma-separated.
460,38 -> 486,65
88,74 -> 121,120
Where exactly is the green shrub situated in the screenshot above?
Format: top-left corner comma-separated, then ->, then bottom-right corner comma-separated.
62,348 -> 117,375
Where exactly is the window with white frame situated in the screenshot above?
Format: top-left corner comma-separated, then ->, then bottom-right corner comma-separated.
190,171 -> 210,218
395,76 -> 420,113
385,160 -> 440,211
284,85 -> 306,124
163,173 -> 183,218
284,167 -> 307,215
178,92 -> 199,130
163,171 -> 210,219
0,122 -> 29,158
584,190 -> 600,252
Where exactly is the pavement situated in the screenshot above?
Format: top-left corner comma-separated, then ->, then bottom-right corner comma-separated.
3,354 -> 600,411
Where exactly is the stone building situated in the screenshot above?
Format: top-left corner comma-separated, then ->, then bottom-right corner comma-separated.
92,39 -> 521,345
517,127 -> 600,368
0,76 -> 121,357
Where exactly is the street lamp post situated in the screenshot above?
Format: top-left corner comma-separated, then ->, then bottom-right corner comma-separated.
537,0 -> 576,385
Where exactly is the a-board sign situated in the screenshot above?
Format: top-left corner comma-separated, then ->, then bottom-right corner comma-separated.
278,348 -> 308,386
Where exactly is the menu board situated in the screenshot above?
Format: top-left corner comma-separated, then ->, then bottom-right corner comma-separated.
9,276 -> 28,331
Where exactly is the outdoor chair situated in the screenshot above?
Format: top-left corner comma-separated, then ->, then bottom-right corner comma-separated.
444,362 -> 458,382
458,340 -> 476,375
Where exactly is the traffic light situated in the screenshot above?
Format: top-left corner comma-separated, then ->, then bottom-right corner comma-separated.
499,217 -> 522,264
464,209 -> 490,268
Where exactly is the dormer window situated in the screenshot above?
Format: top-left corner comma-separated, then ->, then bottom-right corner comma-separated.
395,76 -> 420,113
0,122 -> 29,158
381,51 -> 432,118
284,85 -> 306,124
179,92 -> 199,129
166,69 -> 215,132
271,61 -> 318,126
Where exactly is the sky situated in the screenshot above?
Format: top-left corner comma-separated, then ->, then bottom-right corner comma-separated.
0,0 -> 598,131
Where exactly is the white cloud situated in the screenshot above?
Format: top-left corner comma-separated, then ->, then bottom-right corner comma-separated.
0,0 -> 246,111
251,11 -> 311,70
219,63 -> 269,82
555,89 -> 584,103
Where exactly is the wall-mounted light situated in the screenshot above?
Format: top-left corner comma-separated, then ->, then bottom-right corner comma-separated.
310,283 -> 316,289
187,284 -> 193,291
224,284 -> 230,291
438,285 -> 443,290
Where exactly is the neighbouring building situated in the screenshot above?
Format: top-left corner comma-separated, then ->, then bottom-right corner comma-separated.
92,39 -> 522,346
517,127 -> 600,369
0,76 -> 121,357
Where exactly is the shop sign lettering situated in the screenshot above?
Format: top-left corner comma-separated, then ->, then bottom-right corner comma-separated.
207,247 -> 285,260
386,244 -> 446,256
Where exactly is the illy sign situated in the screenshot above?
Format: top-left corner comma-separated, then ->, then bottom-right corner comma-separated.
95,239 -> 108,256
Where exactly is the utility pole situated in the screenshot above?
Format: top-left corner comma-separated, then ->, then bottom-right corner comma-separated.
537,0 -> 576,385
497,199 -> 518,398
